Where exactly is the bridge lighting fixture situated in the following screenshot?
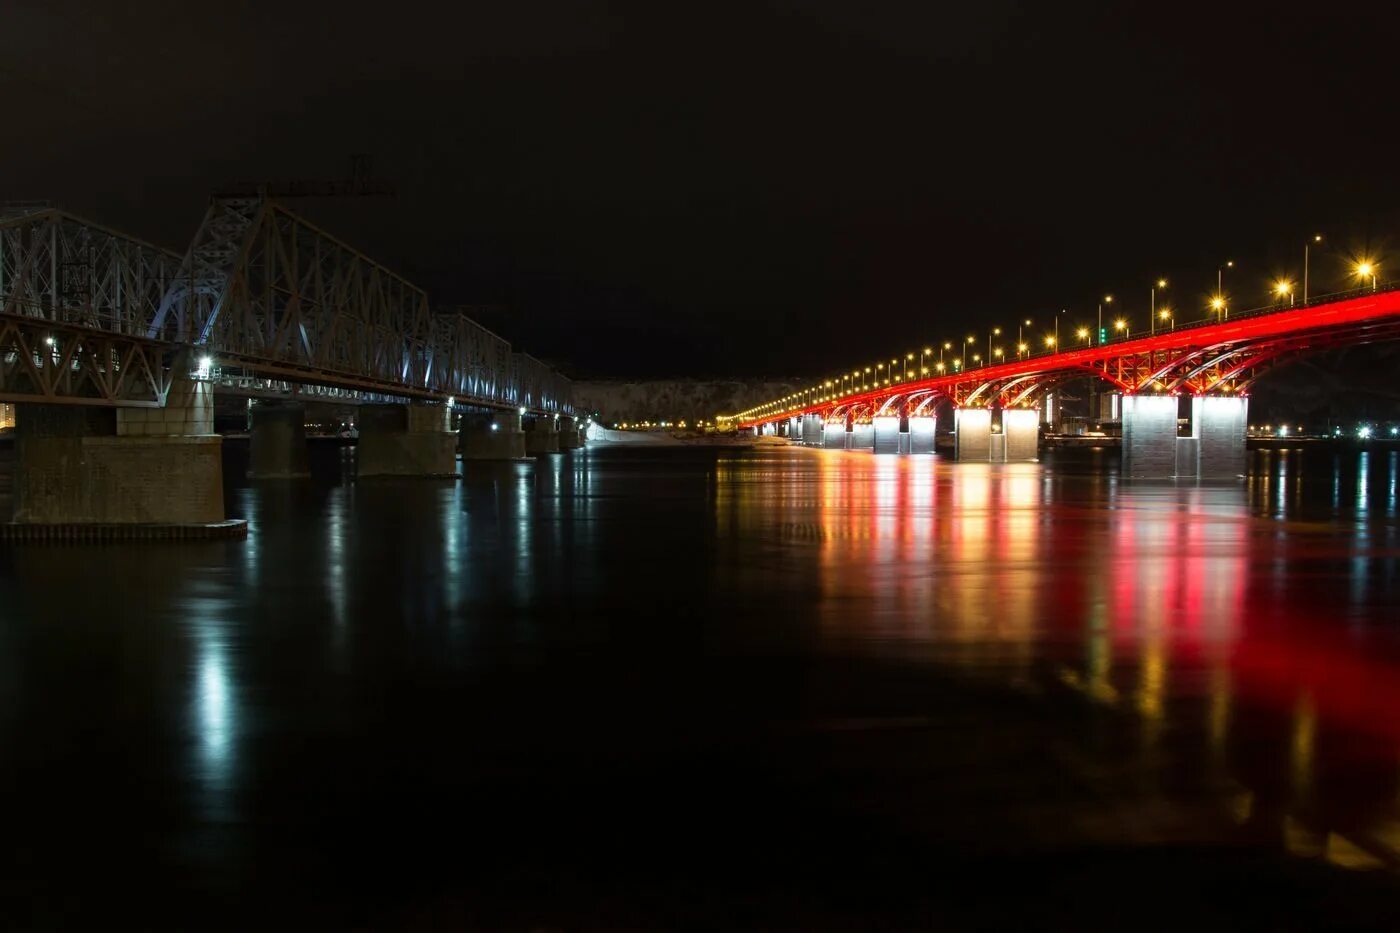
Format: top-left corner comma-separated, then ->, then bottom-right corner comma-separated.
490,423 -> 499,432
519,406 -> 526,414
1044,335 -> 1056,348
44,336 -> 55,347
1114,319 -> 1127,331
1359,426 -> 1373,439
1076,327 -> 1089,341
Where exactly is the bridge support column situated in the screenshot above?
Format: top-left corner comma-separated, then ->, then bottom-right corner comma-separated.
1121,395 -> 1180,478
953,408 -> 992,461
1194,395 -> 1248,478
823,421 -> 847,449
249,401 -> 310,478
12,379 -> 224,526
804,414 -> 824,447
873,415 -> 900,454
1002,408 -> 1040,461
849,422 -> 874,451
909,416 -> 936,454
460,411 -> 526,460
356,403 -> 458,478
524,415 -> 560,455
558,416 -> 585,450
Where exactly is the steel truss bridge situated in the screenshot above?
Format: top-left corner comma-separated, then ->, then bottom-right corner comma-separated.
728,285 -> 1400,431
0,199 -> 572,415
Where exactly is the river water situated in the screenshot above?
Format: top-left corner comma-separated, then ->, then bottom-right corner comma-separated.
3,442 -> 1400,928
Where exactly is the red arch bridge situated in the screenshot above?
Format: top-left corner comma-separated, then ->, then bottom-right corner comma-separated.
0,198 -> 583,531
726,285 -> 1400,479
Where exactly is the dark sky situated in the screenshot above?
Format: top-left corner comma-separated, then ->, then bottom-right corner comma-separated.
4,2 -> 1399,378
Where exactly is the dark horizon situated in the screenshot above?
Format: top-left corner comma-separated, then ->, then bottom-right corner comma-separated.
4,2 -> 1399,379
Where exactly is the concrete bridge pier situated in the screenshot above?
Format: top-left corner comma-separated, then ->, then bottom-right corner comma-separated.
823,420 -> 847,449
356,403 -> 458,478
954,408 -> 1038,462
953,408 -> 992,461
1002,408 -> 1040,461
11,377 -> 225,525
849,421 -> 875,451
908,416 -> 936,455
460,411 -> 527,460
873,415 -> 901,454
525,415 -> 561,455
558,416 -> 585,450
1122,394 -> 1247,479
803,413 -> 824,447
249,400 -> 310,478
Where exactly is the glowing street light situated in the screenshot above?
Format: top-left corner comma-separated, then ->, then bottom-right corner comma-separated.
1114,318 -> 1128,338
1044,334 -> 1057,350
1158,307 -> 1175,330
1016,341 -> 1028,358
1273,279 -> 1294,307
1076,326 -> 1090,345
1355,259 -> 1378,291
1150,279 -> 1167,335
1209,295 -> 1227,320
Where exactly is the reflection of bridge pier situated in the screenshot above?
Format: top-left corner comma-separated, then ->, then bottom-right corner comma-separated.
249,400 -> 310,478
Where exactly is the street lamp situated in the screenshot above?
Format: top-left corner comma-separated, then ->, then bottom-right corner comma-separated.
1218,260 -> 1234,296
964,335 -> 975,369
1017,341 -> 1028,358
1114,318 -> 1128,338
1150,279 -> 1166,335
1273,279 -> 1294,307
988,327 -> 1001,363
1076,326 -> 1090,346
1044,334 -> 1057,351
1018,317 -> 1032,347
1304,234 -> 1322,303
1209,295 -> 1226,320
1097,295 -> 1112,345
1355,260 -> 1378,291
1158,307 -> 1174,331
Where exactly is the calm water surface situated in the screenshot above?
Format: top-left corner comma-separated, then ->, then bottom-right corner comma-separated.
3,442 -> 1400,928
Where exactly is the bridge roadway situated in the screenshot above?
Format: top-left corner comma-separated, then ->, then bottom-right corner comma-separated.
0,199 -> 584,533
728,284 -> 1400,479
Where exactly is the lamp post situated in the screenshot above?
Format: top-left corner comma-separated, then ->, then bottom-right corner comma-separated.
1209,296 -> 1226,321
1304,235 -> 1322,303
1150,279 -> 1166,335
963,335 -> 974,369
1158,308 -> 1174,331
1217,260 -> 1233,297
1274,280 -> 1294,307
1076,326 -> 1091,346
1017,341 -> 1028,358
988,327 -> 1001,364
1018,318 -> 1031,348
1097,295 -> 1112,345
1114,318 -> 1128,339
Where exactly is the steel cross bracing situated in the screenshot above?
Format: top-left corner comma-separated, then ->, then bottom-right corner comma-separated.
734,284 -> 1400,428
0,199 -> 575,415
0,207 -> 180,406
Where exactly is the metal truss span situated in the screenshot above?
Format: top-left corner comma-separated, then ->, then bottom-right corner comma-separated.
0,199 -> 575,414
731,285 -> 1400,429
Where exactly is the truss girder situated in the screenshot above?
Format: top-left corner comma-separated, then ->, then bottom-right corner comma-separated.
0,200 -> 577,413
0,314 -> 169,406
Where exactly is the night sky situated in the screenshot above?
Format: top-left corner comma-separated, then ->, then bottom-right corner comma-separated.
4,2 -> 1399,378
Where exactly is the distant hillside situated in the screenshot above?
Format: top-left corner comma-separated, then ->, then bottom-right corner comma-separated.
576,380 -> 804,425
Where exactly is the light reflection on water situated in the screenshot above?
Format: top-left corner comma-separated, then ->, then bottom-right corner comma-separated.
2,442 -> 1400,902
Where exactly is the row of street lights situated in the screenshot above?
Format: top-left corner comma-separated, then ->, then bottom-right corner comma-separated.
731,250 -> 1384,421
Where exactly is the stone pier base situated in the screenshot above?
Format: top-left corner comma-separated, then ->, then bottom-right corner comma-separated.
356,404 -> 458,477
12,382 -> 225,525
460,412 -> 527,460
249,401 -> 309,478
524,417 -> 560,455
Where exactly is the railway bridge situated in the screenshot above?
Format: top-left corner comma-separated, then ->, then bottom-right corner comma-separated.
726,284 -> 1400,479
0,198 -> 581,530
